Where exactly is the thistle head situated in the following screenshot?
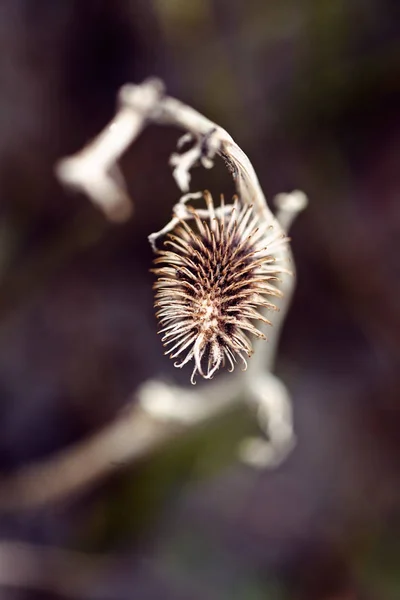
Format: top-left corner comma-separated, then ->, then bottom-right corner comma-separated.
152,191 -> 289,384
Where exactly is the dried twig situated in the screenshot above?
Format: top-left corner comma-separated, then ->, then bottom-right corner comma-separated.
58,76 -> 308,465
0,540 -> 115,598
0,377 -> 242,510
56,78 -> 277,225
0,79 -> 308,512
56,79 -> 165,222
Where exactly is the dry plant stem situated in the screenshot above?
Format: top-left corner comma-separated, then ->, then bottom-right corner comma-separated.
240,192 -> 307,466
142,192 -> 306,467
57,77 -> 289,373
246,191 -> 308,378
57,78 -> 277,227
0,78 -> 308,512
0,540 -> 113,598
0,376 -> 242,511
56,79 -> 165,222
156,97 -> 274,220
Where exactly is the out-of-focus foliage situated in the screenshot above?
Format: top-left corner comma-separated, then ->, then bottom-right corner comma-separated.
0,0 -> 399,598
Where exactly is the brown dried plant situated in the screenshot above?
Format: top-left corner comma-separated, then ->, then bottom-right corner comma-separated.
55,78 -> 305,469
152,191 -> 289,384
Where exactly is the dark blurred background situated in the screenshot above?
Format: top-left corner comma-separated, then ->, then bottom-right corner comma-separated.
0,1 -> 399,598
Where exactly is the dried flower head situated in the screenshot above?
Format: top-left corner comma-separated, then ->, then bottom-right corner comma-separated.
152,191 -> 289,384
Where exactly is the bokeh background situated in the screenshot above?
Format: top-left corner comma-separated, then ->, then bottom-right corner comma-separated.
0,0 -> 399,598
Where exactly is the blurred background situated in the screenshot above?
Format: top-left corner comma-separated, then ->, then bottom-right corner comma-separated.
0,0 -> 399,598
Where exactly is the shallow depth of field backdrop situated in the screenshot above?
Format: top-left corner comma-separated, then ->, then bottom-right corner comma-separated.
0,1 -> 399,599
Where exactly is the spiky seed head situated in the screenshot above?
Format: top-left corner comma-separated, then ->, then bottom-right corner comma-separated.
152,191 -> 289,384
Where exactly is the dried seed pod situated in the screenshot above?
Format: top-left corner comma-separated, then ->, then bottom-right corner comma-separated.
152,191 -> 289,384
